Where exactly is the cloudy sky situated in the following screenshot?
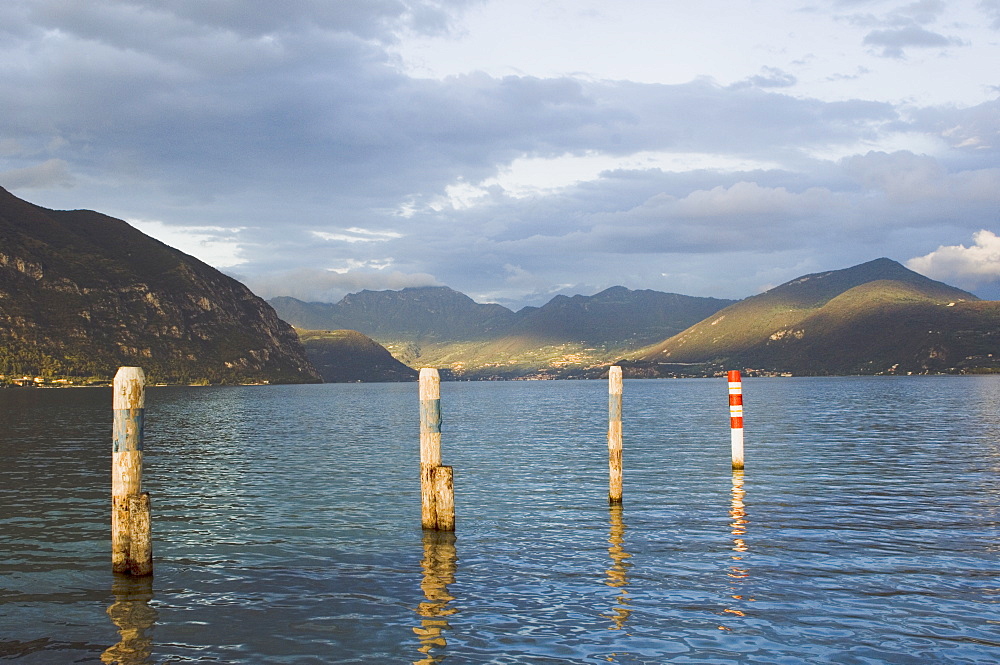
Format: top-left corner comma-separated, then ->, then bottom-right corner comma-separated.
2,0 -> 998,308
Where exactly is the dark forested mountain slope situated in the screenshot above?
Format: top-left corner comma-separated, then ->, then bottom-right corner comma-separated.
297,329 -> 418,382
0,187 -> 320,384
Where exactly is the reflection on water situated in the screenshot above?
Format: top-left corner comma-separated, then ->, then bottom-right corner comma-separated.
101,574 -> 157,665
414,530 -> 457,664
3,379 -> 1000,663
604,504 -> 632,630
723,470 -> 752,623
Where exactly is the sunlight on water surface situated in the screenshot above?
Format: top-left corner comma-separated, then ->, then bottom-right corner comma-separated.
1,376 -> 999,663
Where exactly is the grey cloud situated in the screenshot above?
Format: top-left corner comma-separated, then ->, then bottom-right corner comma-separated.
909,97 -> 1000,154
0,4 -> 901,225
827,66 -> 872,82
588,80 -> 896,160
846,0 -> 945,28
844,1 -> 967,58
863,25 -> 964,58
0,159 -> 74,189
886,0 -> 947,26
842,151 -> 946,199
983,0 -> 1000,29
0,0 -> 996,308
737,67 -> 798,89
27,0 -> 478,44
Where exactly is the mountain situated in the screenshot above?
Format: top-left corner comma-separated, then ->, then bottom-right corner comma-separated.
512,286 -> 735,347
270,286 -> 518,343
297,330 -> 417,382
628,258 -> 996,376
0,187 -> 321,385
270,286 -> 735,379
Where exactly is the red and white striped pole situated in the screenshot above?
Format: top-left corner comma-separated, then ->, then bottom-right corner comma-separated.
728,370 -> 745,470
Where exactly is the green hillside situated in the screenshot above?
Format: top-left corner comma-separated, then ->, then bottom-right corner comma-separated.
629,259 -> 995,376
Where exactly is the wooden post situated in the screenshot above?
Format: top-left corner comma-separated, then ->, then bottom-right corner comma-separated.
420,368 -> 453,531
128,493 -> 152,576
112,367 -> 152,576
608,365 -> 623,505
432,466 -> 455,531
728,370 -> 745,471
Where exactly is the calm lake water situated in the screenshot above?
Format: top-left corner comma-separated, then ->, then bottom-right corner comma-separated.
1,376 -> 999,664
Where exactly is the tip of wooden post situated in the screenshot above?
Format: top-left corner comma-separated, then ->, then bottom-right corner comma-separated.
113,367 -> 146,410
419,368 -> 440,401
727,369 -> 741,382
114,366 -> 146,382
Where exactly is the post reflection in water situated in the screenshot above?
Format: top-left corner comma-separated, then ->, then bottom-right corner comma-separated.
413,530 -> 458,665
101,574 -> 157,665
604,504 -> 632,630
723,470 -> 753,622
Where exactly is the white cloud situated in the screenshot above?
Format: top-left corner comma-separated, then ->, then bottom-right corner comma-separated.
328,258 -> 395,274
312,228 -> 403,242
127,219 -> 247,268
907,230 -> 1000,287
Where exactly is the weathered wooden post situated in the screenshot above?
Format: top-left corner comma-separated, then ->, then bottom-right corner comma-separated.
112,366 -> 152,576
728,370 -> 745,470
432,465 -> 455,531
419,368 -> 454,531
608,365 -> 623,505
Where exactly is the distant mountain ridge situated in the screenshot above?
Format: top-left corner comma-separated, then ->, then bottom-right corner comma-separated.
508,286 -> 738,347
270,286 -> 736,378
271,285 -> 734,344
0,187 -> 320,384
274,258 -> 1000,379
271,286 -> 516,342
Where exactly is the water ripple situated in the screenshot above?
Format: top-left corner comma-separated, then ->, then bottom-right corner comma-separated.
1,378 -> 999,663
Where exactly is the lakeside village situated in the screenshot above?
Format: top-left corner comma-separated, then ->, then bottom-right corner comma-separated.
1,375 -> 111,388
0,374 -> 274,388
3,367 -> 796,387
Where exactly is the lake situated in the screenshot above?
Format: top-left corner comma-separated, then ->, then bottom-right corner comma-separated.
1,376 -> 999,664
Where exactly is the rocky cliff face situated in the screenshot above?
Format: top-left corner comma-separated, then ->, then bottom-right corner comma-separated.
0,187 -> 320,384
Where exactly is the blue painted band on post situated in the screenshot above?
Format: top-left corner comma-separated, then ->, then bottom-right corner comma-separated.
113,408 -> 145,452
420,399 -> 442,433
609,395 -> 622,422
